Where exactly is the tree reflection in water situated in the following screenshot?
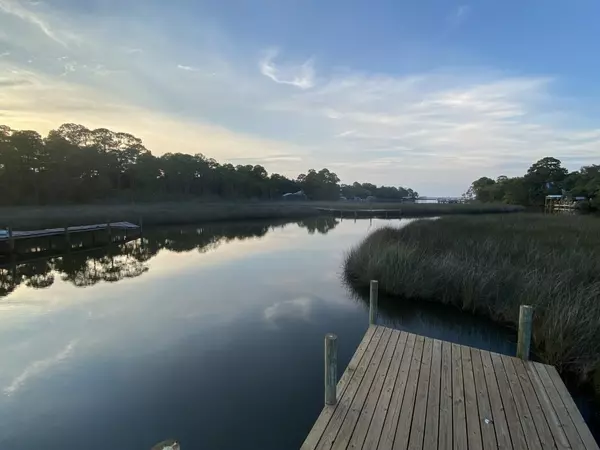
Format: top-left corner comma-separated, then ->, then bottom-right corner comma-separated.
0,217 -> 339,298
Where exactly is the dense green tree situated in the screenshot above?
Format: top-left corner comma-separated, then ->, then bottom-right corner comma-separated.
297,168 -> 340,200
466,157 -> 600,210
0,123 -> 418,205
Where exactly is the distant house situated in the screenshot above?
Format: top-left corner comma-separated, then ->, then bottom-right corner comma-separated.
282,190 -> 308,201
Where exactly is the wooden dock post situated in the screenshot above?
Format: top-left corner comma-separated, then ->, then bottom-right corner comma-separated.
64,226 -> 71,250
517,305 -> 533,360
369,280 -> 379,325
325,333 -> 338,405
139,216 -> 144,235
7,226 -> 14,253
106,220 -> 112,243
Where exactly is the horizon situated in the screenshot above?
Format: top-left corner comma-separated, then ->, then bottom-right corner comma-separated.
1,0 -> 599,196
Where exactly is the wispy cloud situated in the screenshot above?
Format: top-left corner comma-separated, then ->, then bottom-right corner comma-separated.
259,48 -> 315,89
177,64 -> 199,72
448,4 -> 471,28
0,0 -> 76,47
3,340 -> 77,396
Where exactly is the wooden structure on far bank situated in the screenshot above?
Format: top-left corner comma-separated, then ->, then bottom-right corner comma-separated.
544,194 -> 587,214
0,221 -> 142,259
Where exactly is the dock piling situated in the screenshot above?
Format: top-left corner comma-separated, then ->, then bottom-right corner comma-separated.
106,220 -> 112,243
64,226 -> 71,250
7,226 -> 14,252
369,280 -> 379,325
325,333 -> 338,406
517,305 -> 533,360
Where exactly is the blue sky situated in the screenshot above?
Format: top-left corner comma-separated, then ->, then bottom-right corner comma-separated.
1,0 -> 599,195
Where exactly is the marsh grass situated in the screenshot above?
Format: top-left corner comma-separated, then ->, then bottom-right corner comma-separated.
344,214 -> 600,376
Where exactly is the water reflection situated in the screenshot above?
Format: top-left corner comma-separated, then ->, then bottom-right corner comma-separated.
346,286 -> 516,355
0,217 -> 340,298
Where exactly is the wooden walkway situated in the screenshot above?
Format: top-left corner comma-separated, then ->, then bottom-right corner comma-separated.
0,222 -> 139,242
302,325 -> 598,450
316,208 -> 403,218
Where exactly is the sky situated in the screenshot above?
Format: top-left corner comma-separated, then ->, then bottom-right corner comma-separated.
1,0 -> 600,195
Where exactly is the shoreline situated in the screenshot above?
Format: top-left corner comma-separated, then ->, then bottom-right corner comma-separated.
1,201 -> 524,230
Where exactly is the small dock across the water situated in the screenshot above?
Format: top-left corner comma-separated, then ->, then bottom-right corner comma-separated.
302,283 -> 598,450
0,221 -> 142,256
316,208 -> 403,219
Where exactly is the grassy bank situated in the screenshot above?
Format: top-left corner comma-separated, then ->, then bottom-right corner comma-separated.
0,202 -> 320,229
344,214 -> 600,376
316,201 -> 525,215
1,201 -> 524,229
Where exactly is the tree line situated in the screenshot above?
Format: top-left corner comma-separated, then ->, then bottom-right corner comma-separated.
466,157 -> 600,210
0,123 -> 418,205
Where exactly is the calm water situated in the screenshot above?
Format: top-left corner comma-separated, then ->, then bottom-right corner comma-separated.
0,217 -> 596,448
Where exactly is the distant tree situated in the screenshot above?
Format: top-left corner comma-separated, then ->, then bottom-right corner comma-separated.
466,156 -> 600,211
0,123 -> 421,205
297,168 -> 340,200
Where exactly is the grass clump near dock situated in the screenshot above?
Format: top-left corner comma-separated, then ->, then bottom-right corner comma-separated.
344,214 -> 600,376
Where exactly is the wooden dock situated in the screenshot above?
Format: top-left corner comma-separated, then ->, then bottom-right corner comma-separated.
316,208 -> 403,219
0,221 -> 141,256
0,222 -> 139,242
302,325 -> 598,450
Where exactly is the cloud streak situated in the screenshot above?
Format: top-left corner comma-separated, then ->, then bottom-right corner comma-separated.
177,64 -> 199,72
0,0 -> 75,47
448,4 -> 471,27
259,48 -> 315,89
3,340 -> 77,396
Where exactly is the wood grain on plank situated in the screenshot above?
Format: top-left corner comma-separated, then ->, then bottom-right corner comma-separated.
393,335 -> 425,450
511,358 -> 558,449
461,346 -> 483,450
361,332 -> 409,450
501,355 -> 543,450
302,326 -> 377,450
524,361 -> 571,450
378,333 -> 417,450
314,326 -> 386,450
470,349 -> 498,450
407,337 -> 434,450
532,363 -> 586,449
423,339 -> 442,450
332,328 -> 393,450
533,363 -> 585,449
545,364 -> 599,450
346,330 -> 401,450
439,341 -> 453,450
334,330 -> 400,449
480,351 -> 512,450
452,343 -> 467,450
490,352 -> 527,450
